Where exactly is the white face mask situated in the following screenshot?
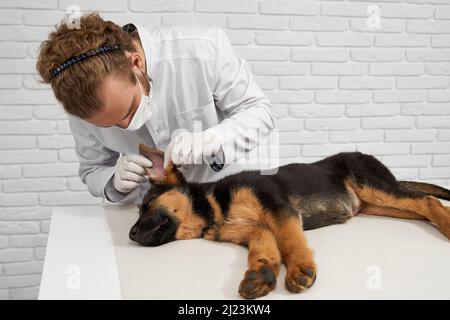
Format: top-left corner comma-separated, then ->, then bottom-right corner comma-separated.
123,69 -> 153,131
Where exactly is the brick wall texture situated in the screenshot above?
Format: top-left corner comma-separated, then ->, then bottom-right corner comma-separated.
0,0 -> 449,299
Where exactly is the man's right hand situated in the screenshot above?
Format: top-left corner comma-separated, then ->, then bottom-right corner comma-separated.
113,154 -> 153,194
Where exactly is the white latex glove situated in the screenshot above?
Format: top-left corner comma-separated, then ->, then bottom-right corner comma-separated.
113,154 -> 153,194
164,129 -> 223,170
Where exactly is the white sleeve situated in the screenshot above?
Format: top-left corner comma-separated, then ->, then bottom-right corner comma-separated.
68,114 -> 139,204
204,28 -> 275,165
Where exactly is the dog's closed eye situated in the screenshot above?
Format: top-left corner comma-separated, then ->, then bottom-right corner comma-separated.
138,193 -> 159,215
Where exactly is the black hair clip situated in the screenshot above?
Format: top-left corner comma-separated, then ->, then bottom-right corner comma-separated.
50,44 -> 121,80
122,23 -> 137,34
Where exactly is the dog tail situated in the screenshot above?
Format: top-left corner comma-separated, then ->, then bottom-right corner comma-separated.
398,181 -> 450,201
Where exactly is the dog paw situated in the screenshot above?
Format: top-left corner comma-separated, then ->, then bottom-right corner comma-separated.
285,264 -> 317,293
435,209 -> 450,239
440,221 -> 450,240
239,265 -> 277,299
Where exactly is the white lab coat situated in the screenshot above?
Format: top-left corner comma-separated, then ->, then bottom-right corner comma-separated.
67,24 -> 275,205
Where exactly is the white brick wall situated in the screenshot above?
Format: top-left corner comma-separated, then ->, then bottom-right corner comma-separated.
0,0 -> 449,300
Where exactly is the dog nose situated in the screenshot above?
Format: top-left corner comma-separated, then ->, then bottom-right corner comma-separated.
129,225 -> 140,241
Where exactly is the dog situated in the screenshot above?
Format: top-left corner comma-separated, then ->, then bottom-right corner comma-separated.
129,143 -> 450,299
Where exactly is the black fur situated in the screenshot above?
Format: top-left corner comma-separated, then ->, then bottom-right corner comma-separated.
136,151 -> 450,242
180,183 -> 216,227
398,181 -> 450,201
212,180 -> 233,218
187,151 -> 444,230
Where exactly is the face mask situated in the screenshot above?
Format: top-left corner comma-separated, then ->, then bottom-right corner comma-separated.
123,69 -> 153,131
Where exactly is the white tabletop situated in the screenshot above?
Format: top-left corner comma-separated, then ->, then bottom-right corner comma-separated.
39,198 -> 450,300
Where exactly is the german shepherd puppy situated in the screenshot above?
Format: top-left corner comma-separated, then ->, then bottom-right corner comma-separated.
129,143 -> 450,299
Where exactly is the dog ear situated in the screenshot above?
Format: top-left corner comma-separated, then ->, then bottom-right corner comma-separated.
138,143 -> 186,186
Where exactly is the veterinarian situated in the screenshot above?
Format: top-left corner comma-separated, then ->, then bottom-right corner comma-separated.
36,13 -> 275,205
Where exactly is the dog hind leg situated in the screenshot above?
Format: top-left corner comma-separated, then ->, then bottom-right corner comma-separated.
359,203 -> 426,220
346,178 -> 450,239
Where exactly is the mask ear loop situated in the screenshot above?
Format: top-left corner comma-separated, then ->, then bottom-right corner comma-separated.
140,68 -> 153,98
134,72 -> 144,95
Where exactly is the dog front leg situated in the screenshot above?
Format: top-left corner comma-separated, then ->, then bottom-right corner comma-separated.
270,214 -> 317,293
238,227 -> 281,299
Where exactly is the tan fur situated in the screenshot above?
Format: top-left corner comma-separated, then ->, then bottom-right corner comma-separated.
238,227 -> 281,299
203,192 -> 225,241
205,187 -> 316,297
136,144 -> 450,300
219,187 -> 267,244
155,189 -> 206,240
359,203 -> 426,220
346,178 -> 450,238
164,162 -> 184,185
268,213 -> 316,293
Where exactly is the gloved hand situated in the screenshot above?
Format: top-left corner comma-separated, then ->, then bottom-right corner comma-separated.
163,129 -> 223,170
113,154 -> 153,194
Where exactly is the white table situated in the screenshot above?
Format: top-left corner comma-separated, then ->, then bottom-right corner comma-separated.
39,199 -> 450,300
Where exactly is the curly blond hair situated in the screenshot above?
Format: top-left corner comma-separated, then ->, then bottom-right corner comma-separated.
36,12 -> 140,119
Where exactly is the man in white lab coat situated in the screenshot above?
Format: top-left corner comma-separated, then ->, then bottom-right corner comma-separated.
40,18 -> 275,206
